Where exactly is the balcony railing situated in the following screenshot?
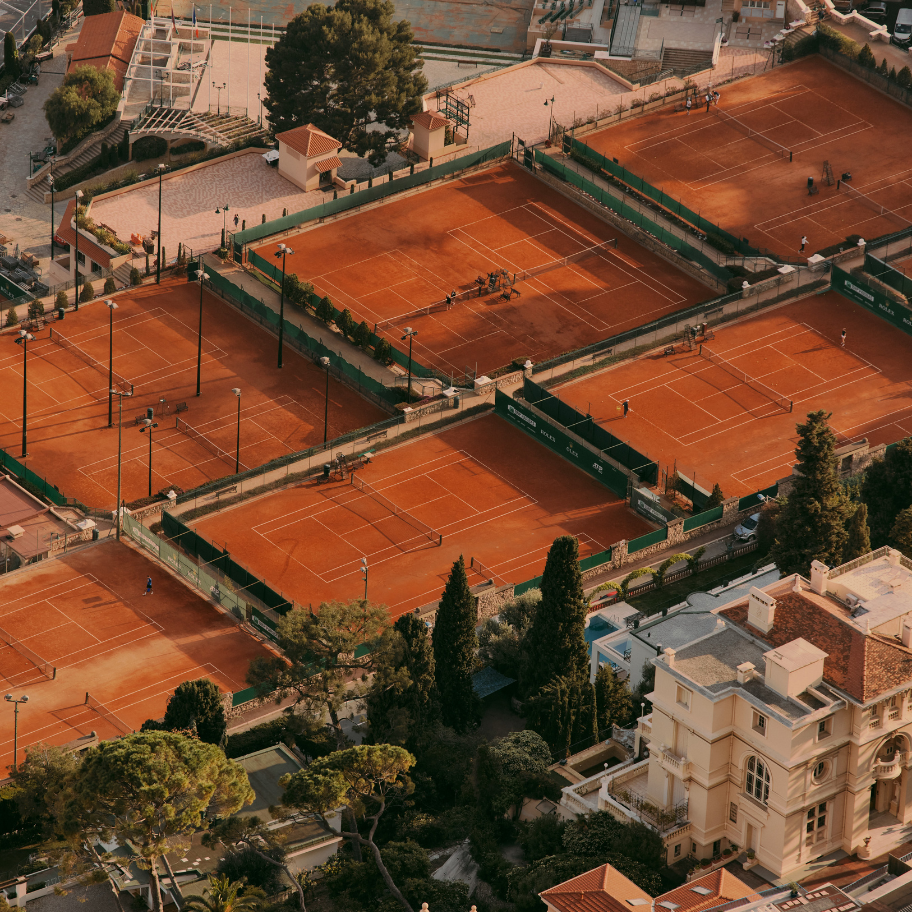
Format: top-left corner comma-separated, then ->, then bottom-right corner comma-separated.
606,777 -> 688,832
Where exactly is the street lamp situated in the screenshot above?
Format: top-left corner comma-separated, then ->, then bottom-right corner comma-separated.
111,385 -> 135,540
319,355 -> 330,443
48,170 -> 56,260
361,557 -> 368,601
401,327 -> 417,405
14,330 -> 34,458
231,388 -> 241,473
73,189 -> 83,310
273,243 -> 294,369
215,204 -> 229,249
155,164 -> 167,284
194,263 -> 209,396
257,91 -> 261,126
544,95 -> 555,141
105,299 -> 118,427
140,417 -> 158,498
213,81 -> 225,115
4,694 -> 28,772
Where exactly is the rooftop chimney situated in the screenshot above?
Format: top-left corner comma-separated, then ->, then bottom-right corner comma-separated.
903,620 -> 912,649
747,587 -> 777,634
737,662 -> 755,684
810,560 -> 829,595
664,647 -> 676,668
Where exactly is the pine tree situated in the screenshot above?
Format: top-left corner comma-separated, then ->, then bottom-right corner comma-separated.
891,507 -> 912,558
433,556 -> 479,732
857,43 -> 876,68
367,613 -> 440,749
844,503 -> 872,562
890,66 -> 898,82
5,306 -> 18,327
770,411 -> 850,576
521,536 -> 588,697
315,295 -> 335,323
4,32 -> 19,81
595,665 -> 633,737
899,66 -> 912,89
878,57 -> 889,77
525,674 -> 597,758
159,678 -> 228,747
861,438 -> 912,547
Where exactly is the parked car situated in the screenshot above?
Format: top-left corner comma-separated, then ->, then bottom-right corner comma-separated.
893,7 -> 912,45
863,1 -> 887,21
833,0 -> 857,12
734,512 -> 761,543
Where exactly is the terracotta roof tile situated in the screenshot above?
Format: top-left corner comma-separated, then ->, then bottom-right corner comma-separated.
656,869 -> 757,912
314,155 -> 342,173
721,591 -> 912,703
412,110 -> 450,130
67,11 -> 142,93
56,199 -> 113,269
276,124 -> 341,157
540,863 -> 652,912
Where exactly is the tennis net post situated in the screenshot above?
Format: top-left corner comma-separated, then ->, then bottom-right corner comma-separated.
85,692 -> 132,735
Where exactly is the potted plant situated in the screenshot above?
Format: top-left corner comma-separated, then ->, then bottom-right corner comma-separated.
722,847 -> 733,858
700,857 -> 711,868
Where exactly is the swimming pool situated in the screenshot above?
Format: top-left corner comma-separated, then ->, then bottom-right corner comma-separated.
585,614 -> 619,645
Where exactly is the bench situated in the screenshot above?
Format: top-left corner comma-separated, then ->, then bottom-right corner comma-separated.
175,401 -> 188,414
663,345 -> 676,356
134,414 -> 147,425
365,429 -> 388,443
808,185 -> 819,196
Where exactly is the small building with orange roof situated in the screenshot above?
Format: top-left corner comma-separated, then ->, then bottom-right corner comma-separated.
65,10 -> 143,93
275,124 -> 343,192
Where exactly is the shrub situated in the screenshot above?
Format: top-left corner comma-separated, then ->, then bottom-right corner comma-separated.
131,136 -> 168,161
4,31 -> 21,81
171,139 -> 205,156
706,231 -> 738,256
5,305 -> 18,327
80,281 -> 94,302
315,295 -> 335,323
28,299 -> 46,319
899,66 -> 912,89
130,267 -> 142,286
857,43 -> 876,68
686,545 -> 706,574
354,320 -> 372,348
104,276 -> 116,294
374,337 -> 393,364
706,482 -> 725,508
890,66 -> 897,82
55,290 -> 67,309
878,58 -> 889,77
337,307 -> 356,338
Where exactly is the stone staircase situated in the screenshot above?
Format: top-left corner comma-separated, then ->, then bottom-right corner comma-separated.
27,125 -> 130,203
661,46 -> 715,74
415,43 -> 523,69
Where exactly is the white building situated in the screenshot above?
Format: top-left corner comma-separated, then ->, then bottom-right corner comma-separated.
598,547 -> 912,879
276,124 -> 343,192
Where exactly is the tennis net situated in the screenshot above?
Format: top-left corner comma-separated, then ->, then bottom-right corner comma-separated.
715,109 -> 793,162
0,621 -> 56,680
837,179 -> 912,225
85,692 -> 132,735
699,344 -> 793,413
516,239 -> 618,281
351,474 -> 442,546
51,328 -> 131,398
176,417 -> 249,473
376,298 -> 455,331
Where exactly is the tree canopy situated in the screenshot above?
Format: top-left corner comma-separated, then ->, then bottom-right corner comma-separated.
771,411 -> 850,575
64,732 -> 253,912
83,0 -> 116,14
861,438 -> 912,547
146,677 -> 228,747
478,589 -> 539,680
263,0 -> 427,164
433,556 -> 479,732
44,65 -> 119,146
844,502 -> 872,562
595,665 -> 633,736
892,506 -> 912,558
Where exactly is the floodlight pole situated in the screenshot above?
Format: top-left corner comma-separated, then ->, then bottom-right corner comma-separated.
195,260 -> 208,396
15,331 -> 34,458
401,327 -> 417,404
141,419 -> 158,497
319,355 -> 330,443
361,557 -> 368,601
232,388 -> 241,472
4,695 -> 28,772
49,171 -> 56,260
274,243 -> 294,369
106,299 -> 118,427
156,164 -> 167,284
112,385 -> 135,540
73,189 -> 83,310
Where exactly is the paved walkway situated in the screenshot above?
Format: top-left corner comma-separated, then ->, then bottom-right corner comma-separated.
823,17 -> 912,72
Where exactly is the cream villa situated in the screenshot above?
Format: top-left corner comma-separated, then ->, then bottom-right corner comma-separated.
597,546 -> 912,879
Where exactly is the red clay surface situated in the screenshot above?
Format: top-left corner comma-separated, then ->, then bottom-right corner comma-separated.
555,293 -> 912,497
191,413 -> 653,618
0,277 -> 385,508
253,162 -> 711,378
584,57 -> 912,260
0,539 -> 273,770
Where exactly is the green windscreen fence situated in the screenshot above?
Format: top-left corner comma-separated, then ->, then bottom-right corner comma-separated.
738,483 -> 778,512
231,140 -> 513,254
161,511 -> 294,615
534,150 -> 732,284
566,138 -> 761,257
628,526 -> 668,553
864,253 -> 912,300
682,504 -> 724,532
580,548 -> 612,572
675,471 -> 712,511
831,266 -> 912,337
514,576 -> 543,596
495,389 -> 630,497
523,378 -> 658,485
0,447 -> 66,506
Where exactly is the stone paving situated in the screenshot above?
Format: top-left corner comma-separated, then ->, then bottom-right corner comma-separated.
90,151 -> 328,259
191,38 -> 270,119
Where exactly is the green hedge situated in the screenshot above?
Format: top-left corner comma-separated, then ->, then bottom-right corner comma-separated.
171,139 -> 206,155
132,135 -> 168,161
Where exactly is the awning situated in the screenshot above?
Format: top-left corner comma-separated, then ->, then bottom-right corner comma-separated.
315,156 -> 342,173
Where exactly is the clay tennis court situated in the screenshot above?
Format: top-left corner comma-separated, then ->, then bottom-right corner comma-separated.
584,57 -> 912,260
553,292 -> 912,497
0,539 -> 273,769
190,413 -> 652,618
0,276 -> 384,508
252,162 -> 711,378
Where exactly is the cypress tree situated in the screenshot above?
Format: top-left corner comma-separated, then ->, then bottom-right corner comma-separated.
705,483 -> 725,509
521,535 -> 588,698
891,507 -> 912,558
843,503 -> 872,562
771,411 -> 850,576
595,665 -> 632,737
433,556 -> 479,732
861,438 -> 912,547
526,674 -> 597,758
4,32 -> 19,80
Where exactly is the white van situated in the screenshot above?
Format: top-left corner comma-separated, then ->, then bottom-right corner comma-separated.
893,8 -> 912,47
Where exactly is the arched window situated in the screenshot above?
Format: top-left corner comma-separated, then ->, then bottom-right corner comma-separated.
745,756 -> 771,804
